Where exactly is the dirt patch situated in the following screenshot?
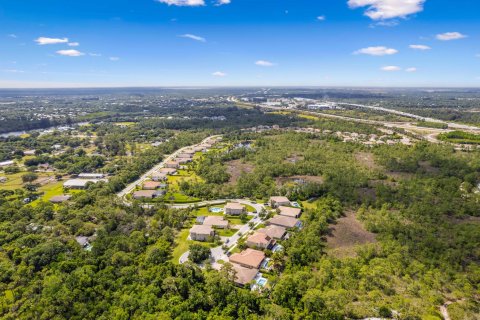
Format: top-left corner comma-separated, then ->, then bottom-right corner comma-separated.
226,160 -> 254,184
419,160 -> 440,174
327,210 -> 377,258
275,175 -> 324,185
34,176 -> 56,186
285,154 -> 304,164
355,152 -> 380,170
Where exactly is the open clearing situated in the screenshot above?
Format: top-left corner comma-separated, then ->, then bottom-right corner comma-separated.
327,210 -> 376,258
275,175 -> 324,185
355,152 -> 380,170
226,160 -> 254,184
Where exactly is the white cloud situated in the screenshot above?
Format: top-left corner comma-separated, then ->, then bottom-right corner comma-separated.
157,0 -> 205,6
409,44 -> 431,50
212,71 -> 227,77
8,34 -> 17,38
216,0 -> 231,5
255,60 -> 276,67
2,69 -> 24,73
89,53 -> 102,57
180,34 -> 206,42
68,42 -> 80,47
381,65 -> 401,71
109,57 -> 120,61
35,37 -> 69,45
348,0 -> 425,20
405,67 -> 417,72
354,46 -> 398,56
317,15 -> 326,21
56,49 -> 84,57
436,32 -> 467,41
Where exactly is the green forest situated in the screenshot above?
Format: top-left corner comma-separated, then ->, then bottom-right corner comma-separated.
1,117 -> 479,319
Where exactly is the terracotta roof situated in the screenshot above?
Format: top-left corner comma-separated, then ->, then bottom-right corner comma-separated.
232,264 -> 258,286
267,215 -> 300,229
225,202 -> 245,210
203,216 -> 229,228
270,196 -> 290,203
247,232 -> 272,245
229,248 -> 265,269
278,206 -> 301,217
190,225 -> 214,235
257,225 -> 287,239
133,190 -> 160,198
143,181 -> 162,189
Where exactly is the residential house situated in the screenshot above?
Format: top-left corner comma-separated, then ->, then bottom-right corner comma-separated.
24,150 -> 36,156
159,168 -> 177,175
266,215 -> 302,229
246,232 -> 274,250
0,160 -> 14,167
203,216 -> 229,229
78,173 -> 105,179
224,202 -> 246,215
269,196 -> 291,208
143,181 -> 163,190
151,172 -> 168,181
229,248 -> 265,269
257,225 -> 287,240
49,195 -> 72,203
165,161 -> 180,169
63,179 -> 103,189
132,190 -> 164,200
232,264 -> 259,287
278,206 -> 301,218
190,225 -> 215,241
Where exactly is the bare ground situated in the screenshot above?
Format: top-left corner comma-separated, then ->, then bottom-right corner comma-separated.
327,210 -> 377,258
275,175 -> 324,185
355,152 -> 380,170
226,160 -> 255,184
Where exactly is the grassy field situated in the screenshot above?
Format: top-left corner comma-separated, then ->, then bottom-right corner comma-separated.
171,228 -> 214,264
216,228 -> 238,237
438,130 -> 480,144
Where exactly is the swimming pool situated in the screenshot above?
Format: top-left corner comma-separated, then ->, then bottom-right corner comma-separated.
209,207 -> 224,213
256,277 -> 268,287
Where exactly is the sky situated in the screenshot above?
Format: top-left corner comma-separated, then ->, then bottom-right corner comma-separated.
0,0 -> 479,88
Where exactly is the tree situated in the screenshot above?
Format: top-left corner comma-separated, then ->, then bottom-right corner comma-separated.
22,172 -> 38,183
188,244 -> 211,263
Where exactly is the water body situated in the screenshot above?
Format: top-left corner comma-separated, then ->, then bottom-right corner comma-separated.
0,122 -> 89,138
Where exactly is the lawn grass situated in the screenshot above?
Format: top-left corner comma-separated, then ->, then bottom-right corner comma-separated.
244,204 -> 257,213
0,172 -> 25,190
301,200 -> 318,210
171,227 -> 213,264
216,228 -> 238,237
226,215 -> 252,225
192,205 -> 226,217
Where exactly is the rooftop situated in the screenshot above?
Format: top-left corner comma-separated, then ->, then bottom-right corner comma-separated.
225,202 -> 245,210
229,248 -> 265,269
190,224 -> 214,235
267,215 -> 300,229
278,206 -> 301,217
247,232 -> 272,245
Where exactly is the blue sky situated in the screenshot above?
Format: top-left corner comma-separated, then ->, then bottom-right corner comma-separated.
0,0 -> 479,87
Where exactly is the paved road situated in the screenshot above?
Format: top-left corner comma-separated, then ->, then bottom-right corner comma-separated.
116,135 -> 221,199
